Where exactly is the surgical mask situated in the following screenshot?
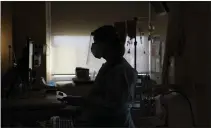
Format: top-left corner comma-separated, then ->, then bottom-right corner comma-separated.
91,43 -> 103,59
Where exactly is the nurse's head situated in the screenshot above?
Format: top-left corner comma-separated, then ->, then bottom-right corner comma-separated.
91,25 -> 125,61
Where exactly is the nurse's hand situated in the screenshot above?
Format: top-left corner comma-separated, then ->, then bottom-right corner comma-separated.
58,96 -> 86,106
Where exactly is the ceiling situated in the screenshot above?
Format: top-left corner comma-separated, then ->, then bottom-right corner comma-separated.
51,1 -> 156,35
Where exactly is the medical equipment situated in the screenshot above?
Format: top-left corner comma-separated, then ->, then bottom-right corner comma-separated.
126,17 -> 138,70
4,37 -> 46,98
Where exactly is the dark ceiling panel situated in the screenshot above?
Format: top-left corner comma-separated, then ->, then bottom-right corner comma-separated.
51,1 -> 153,35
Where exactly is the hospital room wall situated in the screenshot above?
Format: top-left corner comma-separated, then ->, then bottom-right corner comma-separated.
11,2 -> 46,82
164,3 -> 211,126
1,2 -> 13,76
175,3 -> 211,125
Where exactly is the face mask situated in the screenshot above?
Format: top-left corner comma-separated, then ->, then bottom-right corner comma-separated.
91,43 -> 103,59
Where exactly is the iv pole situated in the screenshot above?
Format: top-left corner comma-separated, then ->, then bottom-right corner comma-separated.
133,2 -> 153,74
134,17 -> 138,70
148,2 -> 153,77
131,3 -> 153,72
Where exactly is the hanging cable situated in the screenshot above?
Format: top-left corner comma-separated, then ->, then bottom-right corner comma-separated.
156,90 -> 196,127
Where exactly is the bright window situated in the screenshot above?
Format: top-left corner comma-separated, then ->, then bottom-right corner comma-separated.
51,35 -> 150,75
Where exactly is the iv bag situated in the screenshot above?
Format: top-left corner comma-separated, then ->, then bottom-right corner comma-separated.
86,35 -> 105,74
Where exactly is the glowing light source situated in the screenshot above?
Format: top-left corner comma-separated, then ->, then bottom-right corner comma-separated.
51,35 -> 151,75
53,36 -> 91,47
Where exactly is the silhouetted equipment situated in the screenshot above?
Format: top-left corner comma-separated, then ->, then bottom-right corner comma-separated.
126,19 -> 137,39
3,37 -> 46,98
125,17 -> 138,70
114,21 -> 127,44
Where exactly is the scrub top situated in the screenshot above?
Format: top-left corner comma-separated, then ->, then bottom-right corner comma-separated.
81,57 -> 137,128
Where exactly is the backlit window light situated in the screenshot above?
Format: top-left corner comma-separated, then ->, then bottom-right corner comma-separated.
51,35 -> 150,75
